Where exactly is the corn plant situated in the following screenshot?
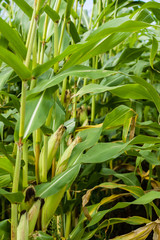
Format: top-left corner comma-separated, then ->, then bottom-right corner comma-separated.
1,0 -> 160,239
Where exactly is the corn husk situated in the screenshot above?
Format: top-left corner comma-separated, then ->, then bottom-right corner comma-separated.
17,211 -> 28,240
39,125 -> 65,181
56,136 -> 81,175
28,198 -> 41,234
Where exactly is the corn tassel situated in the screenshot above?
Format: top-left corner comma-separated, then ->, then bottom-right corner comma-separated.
28,198 -> 41,234
39,125 -> 66,182
17,211 -> 28,240
56,136 -> 81,175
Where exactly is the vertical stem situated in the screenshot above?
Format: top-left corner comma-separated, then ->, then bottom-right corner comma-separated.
19,82 -> 27,139
58,17 -> 66,54
35,129 -> 41,183
72,79 -> 77,119
11,1 -> 41,239
78,0 -> 84,34
42,135 -> 48,182
22,141 -> 28,188
65,190 -> 72,238
54,0 -> 61,73
61,77 -> 67,105
11,146 -> 21,240
54,22 -> 59,73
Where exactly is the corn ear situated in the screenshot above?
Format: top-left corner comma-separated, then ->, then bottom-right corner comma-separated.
56,136 -> 81,175
28,198 -> 41,234
41,187 -> 66,231
17,211 -> 28,240
39,125 -> 66,182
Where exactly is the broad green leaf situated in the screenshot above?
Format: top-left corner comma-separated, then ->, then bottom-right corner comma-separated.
150,37 -> 158,69
87,18 -> 150,42
129,135 -> 160,145
24,89 -> 55,139
102,105 -> 135,130
0,174 -> 11,188
0,143 -> 15,163
0,114 -> 15,128
141,2 -> 160,10
0,47 -> 31,80
130,75 -> 160,113
66,0 -> 75,19
0,17 -> 27,59
0,220 -> 10,240
132,191 -> 160,205
79,142 -> 129,164
100,168 -> 140,186
29,66 -> 116,95
0,67 -> 13,90
62,32 -> 130,71
12,0 -> 33,18
44,5 -> 60,22
0,189 -> 24,203
33,18 -> 151,77
36,164 -> 80,198
100,216 -> 151,228
69,21 -> 80,43
116,47 -> 145,66
76,83 -> 151,100
0,156 -> 13,174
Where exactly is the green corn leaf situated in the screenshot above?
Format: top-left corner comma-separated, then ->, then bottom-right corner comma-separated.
23,89 -> 55,139
36,164 -> 80,198
0,156 -> 13,175
29,66 -> 116,95
32,18 -> 151,77
0,17 -> 27,59
44,5 -> 60,22
12,0 -> 33,18
150,37 -> 158,69
0,189 -> 24,203
66,0 -> 75,19
130,75 -> 160,113
75,83 -> 151,100
69,21 -> 80,43
0,47 -> 31,80
102,105 -> 135,130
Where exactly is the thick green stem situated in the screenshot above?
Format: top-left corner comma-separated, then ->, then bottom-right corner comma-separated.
11,1 -> 41,238
40,1 -> 50,64
65,190 -> 72,238
11,204 -> 18,240
26,10 -> 35,48
22,141 -> 28,188
72,79 -> 77,119
42,135 -> 48,182
61,77 -> 67,105
58,17 -> 66,54
19,81 -> 27,139
11,147 -> 21,240
54,22 -> 59,73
